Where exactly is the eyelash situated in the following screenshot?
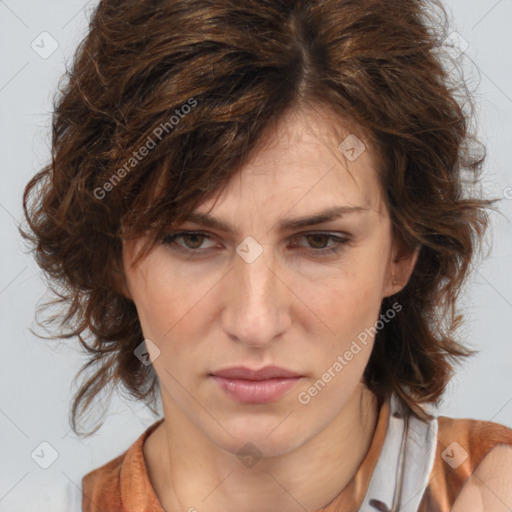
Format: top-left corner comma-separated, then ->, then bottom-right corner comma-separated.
161,231 -> 350,257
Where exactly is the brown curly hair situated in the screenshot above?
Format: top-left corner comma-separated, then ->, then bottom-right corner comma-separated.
21,0 -> 499,436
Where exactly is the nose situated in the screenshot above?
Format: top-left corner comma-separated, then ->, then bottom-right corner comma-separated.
221,243 -> 292,348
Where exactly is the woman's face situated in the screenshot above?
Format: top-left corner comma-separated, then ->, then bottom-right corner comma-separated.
122,106 -> 417,456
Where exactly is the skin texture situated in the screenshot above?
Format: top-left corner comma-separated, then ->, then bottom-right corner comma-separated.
451,446 -> 512,512
122,106 -> 419,512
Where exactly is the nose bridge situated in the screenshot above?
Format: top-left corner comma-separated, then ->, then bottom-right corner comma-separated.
223,239 -> 290,346
238,248 -> 275,307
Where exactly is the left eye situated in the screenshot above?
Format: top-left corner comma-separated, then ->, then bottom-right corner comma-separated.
293,233 -> 344,251
161,231 -> 349,255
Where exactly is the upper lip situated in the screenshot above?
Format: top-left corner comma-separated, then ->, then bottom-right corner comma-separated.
211,365 -> 302,380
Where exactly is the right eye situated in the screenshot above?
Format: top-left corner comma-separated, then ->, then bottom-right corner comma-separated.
161,231 -> 218,253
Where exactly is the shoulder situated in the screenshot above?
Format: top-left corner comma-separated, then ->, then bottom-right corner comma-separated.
451,443 -> 512,512
437,415 -> 512,454
423,415 -> 512,511
82,451 -> 126,511
81,417 -> 165,512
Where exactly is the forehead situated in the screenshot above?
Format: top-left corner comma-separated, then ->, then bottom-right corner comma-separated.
197,106 -> 387,220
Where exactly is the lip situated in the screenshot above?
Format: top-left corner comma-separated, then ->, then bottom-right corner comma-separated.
210,366 -> 303,404
211,365 -> 302,380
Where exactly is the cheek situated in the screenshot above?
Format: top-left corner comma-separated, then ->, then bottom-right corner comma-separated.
128,259 -> 218,374
303,255 -> 387,357
314,257 -> 386,318
128,255 -> 208,334
130,278 -> 177,336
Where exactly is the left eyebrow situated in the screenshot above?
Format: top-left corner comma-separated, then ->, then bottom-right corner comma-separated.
179,205 -> 370,234
275,205 -> 370,231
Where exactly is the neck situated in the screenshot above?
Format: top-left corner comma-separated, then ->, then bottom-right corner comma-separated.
144,383 -> 380,512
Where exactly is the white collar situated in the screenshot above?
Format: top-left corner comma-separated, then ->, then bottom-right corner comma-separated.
359,391 -> 438,512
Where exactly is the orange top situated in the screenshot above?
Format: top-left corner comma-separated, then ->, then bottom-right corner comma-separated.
82,394 -> 512,512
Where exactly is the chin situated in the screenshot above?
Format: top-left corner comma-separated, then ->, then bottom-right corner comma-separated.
213,419 -> 313,459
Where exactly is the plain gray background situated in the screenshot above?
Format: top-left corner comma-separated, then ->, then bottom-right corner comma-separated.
1,0 -> 511,510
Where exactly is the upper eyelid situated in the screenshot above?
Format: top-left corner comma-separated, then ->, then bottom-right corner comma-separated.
163,230 -> 350,245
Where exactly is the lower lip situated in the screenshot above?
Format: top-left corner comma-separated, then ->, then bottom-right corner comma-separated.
211,376 -> 302,404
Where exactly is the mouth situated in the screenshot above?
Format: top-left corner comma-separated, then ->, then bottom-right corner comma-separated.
210,366 -> 303,404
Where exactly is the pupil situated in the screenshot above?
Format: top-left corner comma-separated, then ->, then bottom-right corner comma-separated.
185,234 -> 203,249
309,234 -> 328,249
